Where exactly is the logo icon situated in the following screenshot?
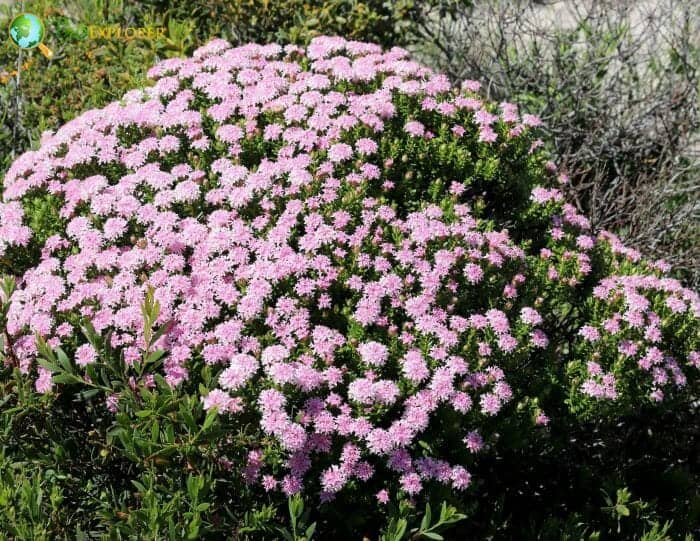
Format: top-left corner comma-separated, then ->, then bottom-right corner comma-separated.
8,12 -> 53,58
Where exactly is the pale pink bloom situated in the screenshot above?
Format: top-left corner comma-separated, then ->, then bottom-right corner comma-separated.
376,489 -> 390,504
75,344 -> 98,367
34,368 -> 53,394
202,390 -> 243,414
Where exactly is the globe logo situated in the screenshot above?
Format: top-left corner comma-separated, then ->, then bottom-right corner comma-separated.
9,13 -> 45,49
8,12 -> 53,58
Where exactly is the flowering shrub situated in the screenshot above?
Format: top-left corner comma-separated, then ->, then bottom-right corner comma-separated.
0,36 -> 698,537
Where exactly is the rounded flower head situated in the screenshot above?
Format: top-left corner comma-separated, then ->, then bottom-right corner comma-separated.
75,344 -> 98,367
358,341 -> 389,367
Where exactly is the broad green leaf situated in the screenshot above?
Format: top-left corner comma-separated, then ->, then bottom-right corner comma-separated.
420,503 -> 432,531
202,409 -> 217,431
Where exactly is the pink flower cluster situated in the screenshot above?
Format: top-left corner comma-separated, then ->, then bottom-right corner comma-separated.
582,270 -> 699,402
528,185 -> 699,404
0,202 -> 31,258
1,36 -> 698,500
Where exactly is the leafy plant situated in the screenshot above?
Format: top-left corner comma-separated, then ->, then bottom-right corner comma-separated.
0,34 -> 698,540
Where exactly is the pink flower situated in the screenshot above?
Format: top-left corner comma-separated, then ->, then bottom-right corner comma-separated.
281,475 -> 303,496
478,342 -> 492,356
321,465 -> 348,493
535,412 -> 550,426
461,79 -> 481,92
4,35 -> 698,504
34,368 -> 53,394
480,393 -> 502,415
619,340 -> 639,357
219,354 -> 258,390
497,334 -> 518,353
578,325 -> 600,343
356,138 -> 378,154
522,114 -> 543,127
328,143 -> 353,162
358,341 -> 389,366
401,350 -> 429,383
650,388 -> 664,402
576,235 -> 595,250
404,121 -> 425,137
464,263 -> 484,284
478,125 -> 497,143
531,187 -> 563,204
262,475 -> 277,492
500,102 -> 519,123
75,344 -> 98,367
520,307 -> 543,326
689,351 -> 700,369
399,472 -> 422,495
464,430 -> 483,453
106,394 -> 119,412
202,390 -> 243,414
451,466 -> 471,490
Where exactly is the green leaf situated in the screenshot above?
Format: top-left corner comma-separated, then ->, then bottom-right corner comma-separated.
79,388 -> 101,400
55,347 -> 72,372
37,358 -> 59,373
145,349 -> 166,364
180,404 -> 196,432
277,529 -> 294,541
131,480 -> 146,493
187,518 -> 200,540
151,420 -> 160,443
616,504 -> 630,517
418,440 -> 433,453
289,495 -> 302,518
202,409 -> 217,431
420,503 -> 432,531
421,533 -> 444,540
52,373 -> 80,384
395,518 -> 408,540
305,522 -> 317,540
35,334 -> 56,362
107,427 -> 125,439
444,512 -> 467,525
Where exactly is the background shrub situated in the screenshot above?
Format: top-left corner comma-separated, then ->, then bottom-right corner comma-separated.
410,0 -> 700,288
137,0 -> 424,50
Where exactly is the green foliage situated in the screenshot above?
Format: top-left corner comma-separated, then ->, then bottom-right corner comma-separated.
0,457 -> 68,540
276,496 -> 317,541
136,0 -> 423,49
380,501 -> 466,541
